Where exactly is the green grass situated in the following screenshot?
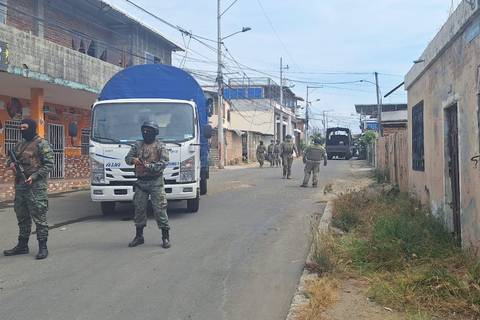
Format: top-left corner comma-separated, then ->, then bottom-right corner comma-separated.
326,188 -> 480,318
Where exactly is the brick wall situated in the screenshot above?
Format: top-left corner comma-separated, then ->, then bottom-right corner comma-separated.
225,130 -> 243,165
5,0 -> 173,68
0,154 -> 90,202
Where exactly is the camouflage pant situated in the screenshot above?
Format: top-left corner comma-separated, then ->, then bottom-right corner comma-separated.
273,153 -> 280,167
302,160 -> 320,186
282,156 -> 294,177
133,177 -> 169,230
14,184 -> 49,241
267,153 -> 274,166
257,153 -> 265,167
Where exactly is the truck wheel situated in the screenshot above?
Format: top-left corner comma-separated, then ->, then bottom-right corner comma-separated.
200,178 -> 207,195
187,192 -> 200,213
101,202 -> 116,215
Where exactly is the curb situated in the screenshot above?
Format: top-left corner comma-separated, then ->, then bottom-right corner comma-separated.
285,200 -> 334,320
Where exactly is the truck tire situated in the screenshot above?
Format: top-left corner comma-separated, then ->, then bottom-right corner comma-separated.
200,178 -> 207,195
101,202 -> 116,215
187,192 -> 200,213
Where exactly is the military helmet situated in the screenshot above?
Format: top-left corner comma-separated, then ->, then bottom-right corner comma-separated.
285,134 -> 292,140
313,137 -> 322,144
141,121 -> 160,135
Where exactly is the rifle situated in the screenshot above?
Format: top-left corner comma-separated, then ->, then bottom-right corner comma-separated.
8,149 -> 28,183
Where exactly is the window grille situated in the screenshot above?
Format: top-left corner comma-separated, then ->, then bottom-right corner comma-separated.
412,101 -> 425,171
4,119 -> 21,155
81,128 -> 90,156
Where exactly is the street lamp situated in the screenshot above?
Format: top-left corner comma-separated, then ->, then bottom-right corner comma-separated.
305,86 -> 323,144
216,0 -> 251,169
221,27 -> 252,41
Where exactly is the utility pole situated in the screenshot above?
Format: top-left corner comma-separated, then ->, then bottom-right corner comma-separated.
217,0 -> 224,169
305,86 -> 309,144
374,72 -> 382,135
322,111 -> 327,138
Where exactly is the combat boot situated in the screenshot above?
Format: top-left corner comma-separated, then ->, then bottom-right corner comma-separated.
4,237 -> 29,256
161,229 -> 171,249
36,240 -> 48,260
300,184 -> 308,188
128,226 -> 145,247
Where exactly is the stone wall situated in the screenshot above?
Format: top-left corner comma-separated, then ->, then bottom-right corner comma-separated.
0,154 -> 90,202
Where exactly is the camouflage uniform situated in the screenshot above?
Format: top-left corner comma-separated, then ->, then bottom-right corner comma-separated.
280,139 -> 298,178
301,144 -> 327,187
256,144 -> 266,167
8,136 -> 54,241
273,142 -> 281,167
125,140 -> 170,230
267,143 -> 275,167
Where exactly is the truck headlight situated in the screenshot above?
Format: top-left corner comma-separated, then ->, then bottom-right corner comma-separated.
91,158 -> 107,184
179,156 -> 195,183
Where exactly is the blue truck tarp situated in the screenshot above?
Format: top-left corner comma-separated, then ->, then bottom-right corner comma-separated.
98,64 -> 210,172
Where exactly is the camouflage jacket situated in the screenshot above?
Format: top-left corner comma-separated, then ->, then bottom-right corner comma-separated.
256,144 -> 266,154
267,144 -> 275,154
280,141 -> 298,158
125,140 -> 169,178
303,144 -> 327,164
7,135 -> 54,184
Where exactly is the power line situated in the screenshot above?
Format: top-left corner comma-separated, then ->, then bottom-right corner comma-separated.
255,0 -> 303,72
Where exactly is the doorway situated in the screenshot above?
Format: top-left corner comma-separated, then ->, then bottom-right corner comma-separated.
446,104 -> 461,244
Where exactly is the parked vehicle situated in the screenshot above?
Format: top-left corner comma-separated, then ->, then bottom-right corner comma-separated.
89,64 -> 212,214
326,127 -> 353,160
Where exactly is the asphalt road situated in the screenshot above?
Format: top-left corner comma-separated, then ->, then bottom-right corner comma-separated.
0,160 -> 352,320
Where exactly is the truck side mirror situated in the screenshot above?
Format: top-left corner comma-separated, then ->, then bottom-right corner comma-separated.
68,122 -> 78,137
206,98 -> 214,117
203,124 -> 212,139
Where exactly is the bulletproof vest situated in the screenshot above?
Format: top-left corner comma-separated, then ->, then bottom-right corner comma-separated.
267,144 -> 274,153
274,144 -> 280,153
257,145 -> 266,153
306,145 -> 325,161
282,142 -> 294,155
17,136 -> 42,177
136,141 -> 163,177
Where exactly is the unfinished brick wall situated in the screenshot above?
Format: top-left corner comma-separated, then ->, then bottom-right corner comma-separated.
225,131 -> 243,165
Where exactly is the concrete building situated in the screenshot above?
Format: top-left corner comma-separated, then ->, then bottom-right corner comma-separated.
405,0 -> 480,247
0,0 -> 181,201
224,78 -> 301,161
204,88 -> 243,166
355,103 -> 407,135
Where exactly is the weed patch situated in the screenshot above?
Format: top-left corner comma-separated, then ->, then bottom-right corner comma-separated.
324,189 -> 480,318
295,277 -> 338,320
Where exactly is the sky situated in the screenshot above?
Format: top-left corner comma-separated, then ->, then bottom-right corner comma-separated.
107,0 -> 460,132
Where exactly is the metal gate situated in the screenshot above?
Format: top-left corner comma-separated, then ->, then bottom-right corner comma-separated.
446,104 -> 461,244
4,120 -> 21,155
47,124 -> 65,179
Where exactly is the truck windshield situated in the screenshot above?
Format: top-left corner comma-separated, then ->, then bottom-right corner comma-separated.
92,102 -> 195,143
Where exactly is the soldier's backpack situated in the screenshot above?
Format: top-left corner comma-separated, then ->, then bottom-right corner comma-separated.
306,146 -> 325,161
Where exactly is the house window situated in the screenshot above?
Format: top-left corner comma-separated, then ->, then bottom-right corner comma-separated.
145,52 -> 162,64
412,101 -> 425,171
81,128 -> 90,156
4,120 -> 21,155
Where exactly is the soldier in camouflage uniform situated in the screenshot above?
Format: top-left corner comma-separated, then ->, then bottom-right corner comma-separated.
4,119 -> 54,260
125,121 -> 171,249
280,135 -> 299,179
301,137 -> 328,188
256,141 -> 266,168
267,140 -> 275,167
273,140 -> 281,167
